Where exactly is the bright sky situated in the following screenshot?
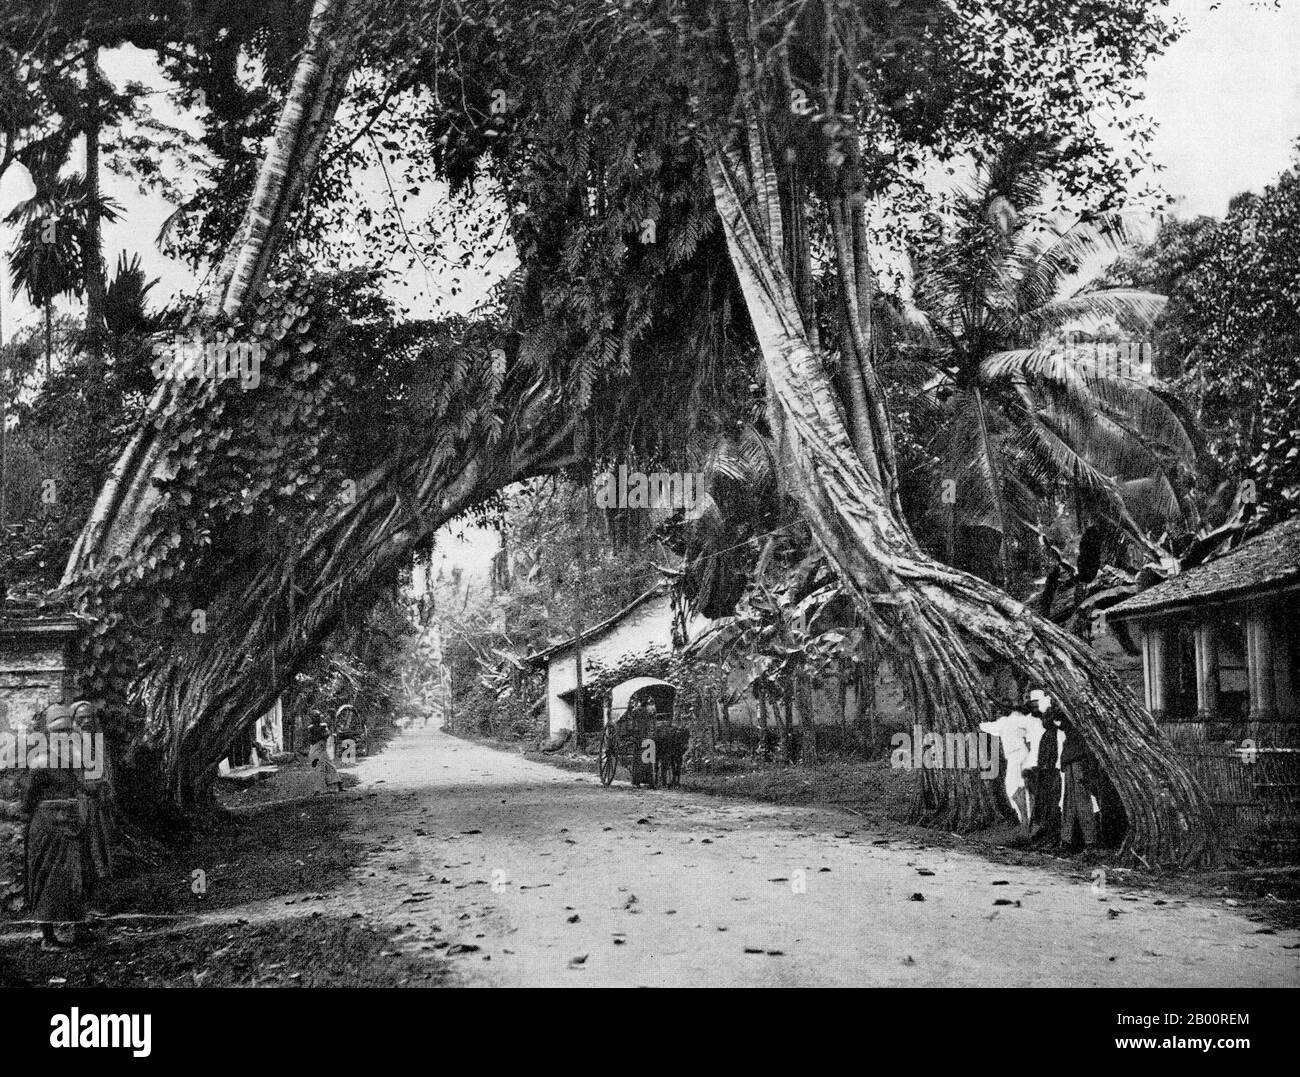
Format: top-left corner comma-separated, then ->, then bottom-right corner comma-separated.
1,0 -> 1297,337
1144,0 -> 1300,216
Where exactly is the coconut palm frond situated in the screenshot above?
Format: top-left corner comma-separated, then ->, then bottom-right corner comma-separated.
1013,211 -> 1150,313
930,389 -> 1007,532
1005,397 -> 1123,498
981,346 -> 1196,473
1118,475 -> 1186,534
1007,288 -> 1167,341
1020,379 -> 1166,483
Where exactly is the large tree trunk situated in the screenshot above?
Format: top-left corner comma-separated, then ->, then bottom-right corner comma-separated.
65,0 -> 361,580
705,134 -> 1216,866
136,380 -> 575,808
56,0 -> 542,811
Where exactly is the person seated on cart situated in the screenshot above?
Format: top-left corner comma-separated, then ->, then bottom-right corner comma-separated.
628,697 -> 656,724
626,695 -> 657,786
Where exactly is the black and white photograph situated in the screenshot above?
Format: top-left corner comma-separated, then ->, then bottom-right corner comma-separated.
0,0 -> 1296,1034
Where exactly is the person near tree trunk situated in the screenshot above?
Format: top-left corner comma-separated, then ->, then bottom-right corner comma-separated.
0,704 -> 91,948
1056,713 -> 1100,853
307,711 -> 342,794
1023,690 -> 1062,847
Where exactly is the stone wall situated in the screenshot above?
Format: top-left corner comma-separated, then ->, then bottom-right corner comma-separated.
0,615 -> 82,800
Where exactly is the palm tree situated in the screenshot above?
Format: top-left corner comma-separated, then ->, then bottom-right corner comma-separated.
104,251 -> 160,337
902,140 -> 1196,589
6,173 -> 121,375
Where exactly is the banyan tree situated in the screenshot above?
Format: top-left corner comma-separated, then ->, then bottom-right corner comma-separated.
60,0 -> 1216,864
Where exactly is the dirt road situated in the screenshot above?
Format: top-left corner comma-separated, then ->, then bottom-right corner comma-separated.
203,721 -> 1294,988
10,721 -> 1293,987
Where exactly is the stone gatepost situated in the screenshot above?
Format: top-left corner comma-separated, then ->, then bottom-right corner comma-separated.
0,610 -> 85,798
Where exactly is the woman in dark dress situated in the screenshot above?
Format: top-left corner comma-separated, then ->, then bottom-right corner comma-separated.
15,705 -> 88,947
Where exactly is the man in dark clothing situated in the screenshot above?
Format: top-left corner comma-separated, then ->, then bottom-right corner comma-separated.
1021,692 -> 1061,847
1056,713 -> 1099,852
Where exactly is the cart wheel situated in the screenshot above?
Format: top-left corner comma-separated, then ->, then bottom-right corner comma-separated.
598,727 -> 617,786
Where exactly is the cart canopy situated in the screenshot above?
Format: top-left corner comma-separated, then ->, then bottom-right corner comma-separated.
609,676 -> 677,720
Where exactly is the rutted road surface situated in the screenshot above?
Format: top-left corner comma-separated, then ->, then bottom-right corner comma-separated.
226,723 -> 1300,987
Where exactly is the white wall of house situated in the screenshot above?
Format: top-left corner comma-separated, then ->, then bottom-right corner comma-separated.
546,594 -> 676,734
543,592 -> 928,735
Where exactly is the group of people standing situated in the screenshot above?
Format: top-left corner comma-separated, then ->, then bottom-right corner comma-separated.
987,689 -> 1123,853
